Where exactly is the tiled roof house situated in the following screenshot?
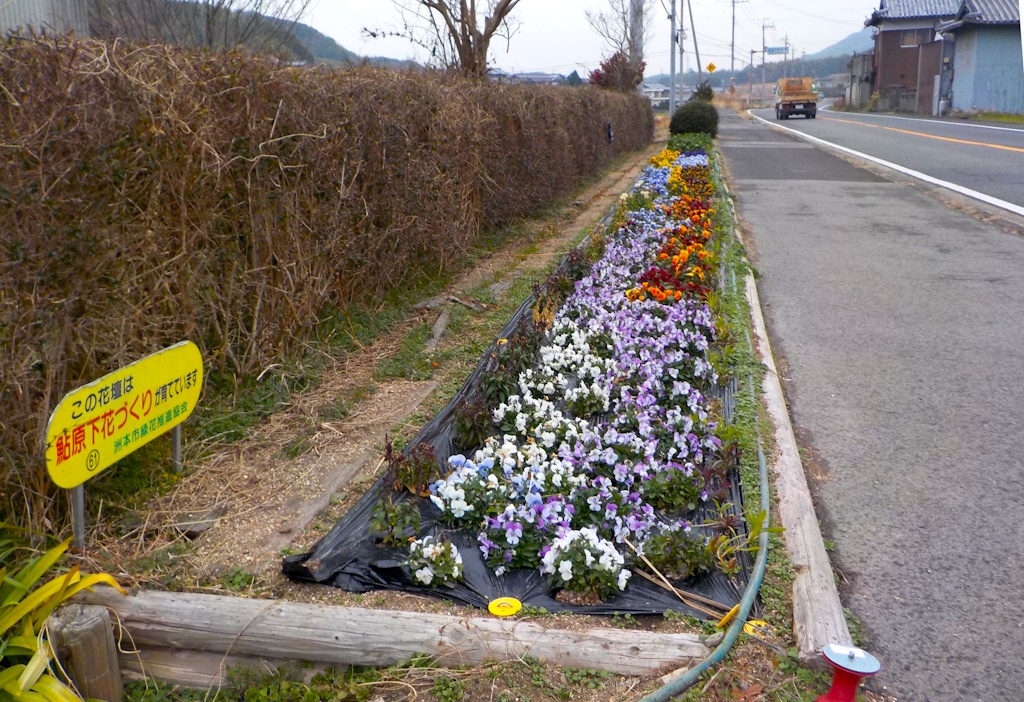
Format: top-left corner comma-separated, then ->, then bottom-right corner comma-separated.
866,0 -> 959,112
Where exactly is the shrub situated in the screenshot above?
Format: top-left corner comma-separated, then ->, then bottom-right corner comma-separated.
670,100 -> 720,137
691,79 -> 714,102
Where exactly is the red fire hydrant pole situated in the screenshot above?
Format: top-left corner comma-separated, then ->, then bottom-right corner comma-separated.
818,644 -> 881,702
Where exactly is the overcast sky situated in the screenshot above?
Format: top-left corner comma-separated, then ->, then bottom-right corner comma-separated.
306,0 -> 878,77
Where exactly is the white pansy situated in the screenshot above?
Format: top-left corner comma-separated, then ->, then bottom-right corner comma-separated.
414,567 -> 434,585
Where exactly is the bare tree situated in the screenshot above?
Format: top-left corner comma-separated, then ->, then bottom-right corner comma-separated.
369,0 -> 524,76
586,0 -> 655,69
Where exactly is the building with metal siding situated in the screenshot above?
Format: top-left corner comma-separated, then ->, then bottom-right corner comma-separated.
939,0 -> 1023,113
0,0 -> 89,36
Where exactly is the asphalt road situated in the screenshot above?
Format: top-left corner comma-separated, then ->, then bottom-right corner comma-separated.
719,111 -> 1024,700
748,106 -> 1024,208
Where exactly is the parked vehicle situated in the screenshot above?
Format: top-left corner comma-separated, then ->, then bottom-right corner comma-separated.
774,77 -> 817,119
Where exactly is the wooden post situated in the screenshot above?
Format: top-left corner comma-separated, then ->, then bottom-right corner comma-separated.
49,604 -> 124,702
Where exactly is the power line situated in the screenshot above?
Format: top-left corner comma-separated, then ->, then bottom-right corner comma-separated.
753,0 -> 865,26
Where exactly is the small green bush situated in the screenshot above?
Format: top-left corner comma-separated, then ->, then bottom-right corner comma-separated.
670,100 -> 720,138
691,79 -> 714,102
668,132 -> 715,153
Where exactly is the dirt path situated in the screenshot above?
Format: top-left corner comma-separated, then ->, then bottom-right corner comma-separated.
119,130 -> 669,590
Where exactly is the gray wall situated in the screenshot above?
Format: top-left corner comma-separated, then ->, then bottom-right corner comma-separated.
1,0 -> 89,37
951,24 -> 1024,113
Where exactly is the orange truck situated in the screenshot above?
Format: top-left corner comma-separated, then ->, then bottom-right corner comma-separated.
775,77 -> 817,119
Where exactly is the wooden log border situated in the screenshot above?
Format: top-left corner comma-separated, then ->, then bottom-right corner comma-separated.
79,588 -> 709,684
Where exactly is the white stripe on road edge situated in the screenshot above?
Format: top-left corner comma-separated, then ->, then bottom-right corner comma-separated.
746,110 -> 1024,218
818,106 -> 1024,134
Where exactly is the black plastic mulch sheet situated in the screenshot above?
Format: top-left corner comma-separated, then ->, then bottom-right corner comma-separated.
283,188 -> 753,618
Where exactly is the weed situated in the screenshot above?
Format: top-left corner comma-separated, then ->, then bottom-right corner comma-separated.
611,612 -> 640,628
664,609 -> 717,633
431,676 -> 464,702
221,567 -> 255,592
318,396 -> 351,421
844,607 -> 868,647
282,425 -> 315,459
524,657 -> 548,690
126,681 -> 219,702
564,667 -> 612,690
375,322 -> 435,381
368,495 -> 421,547
451,391 -> 493,450
384,439 -> 439,496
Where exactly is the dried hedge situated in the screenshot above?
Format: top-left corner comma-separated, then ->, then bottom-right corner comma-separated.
0,36 -> 653,522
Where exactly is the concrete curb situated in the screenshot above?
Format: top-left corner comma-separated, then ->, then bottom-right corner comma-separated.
743,267 -> 852,661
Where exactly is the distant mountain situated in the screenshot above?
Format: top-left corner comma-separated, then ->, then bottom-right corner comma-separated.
290,23 -> 415,68
805,27 -> 875,60
89,0 -> 415,68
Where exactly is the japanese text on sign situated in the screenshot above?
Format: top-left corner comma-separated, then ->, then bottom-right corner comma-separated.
46,341 -> 203,489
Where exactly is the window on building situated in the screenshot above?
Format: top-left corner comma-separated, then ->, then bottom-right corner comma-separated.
901,29 -> 934,47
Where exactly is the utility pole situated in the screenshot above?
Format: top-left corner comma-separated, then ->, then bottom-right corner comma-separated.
762,20 -> 772,103
669,0 -> 676,113
783,34 -> 789,78
748,48 -> 754,106
801,49 -> 805,76
687,0 -> 702,82
731,0 -> 736,74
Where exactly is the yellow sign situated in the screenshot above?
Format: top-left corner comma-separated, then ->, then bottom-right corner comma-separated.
46,341 -> 203,489
707,62 -> 716,73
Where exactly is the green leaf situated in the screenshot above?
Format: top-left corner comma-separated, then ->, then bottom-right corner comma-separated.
30,675 -> 80,702
0,569 -> 81,639
14,644 -> 50,695
8,539 -> 72,605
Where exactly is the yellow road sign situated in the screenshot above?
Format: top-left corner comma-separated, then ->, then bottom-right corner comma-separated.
46,341 -> 203,489
707,62 -> 716,73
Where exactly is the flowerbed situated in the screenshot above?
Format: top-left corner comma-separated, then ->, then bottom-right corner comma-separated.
286,140 -> 756,613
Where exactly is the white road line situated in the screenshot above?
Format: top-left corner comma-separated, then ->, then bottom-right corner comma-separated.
817,106 -> 1024,134
747,110 -> 1024,218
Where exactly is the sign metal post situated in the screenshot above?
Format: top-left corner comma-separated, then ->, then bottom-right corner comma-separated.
172,425 -> 182,473
71,485 -> 86,551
